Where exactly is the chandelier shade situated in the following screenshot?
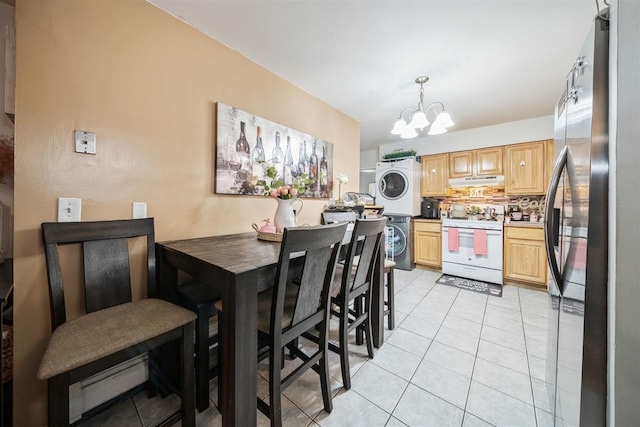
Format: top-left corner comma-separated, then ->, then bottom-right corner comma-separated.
391,76 -> 454,139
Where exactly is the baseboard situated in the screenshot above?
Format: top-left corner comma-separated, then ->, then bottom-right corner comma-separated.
69,354 -> 148,423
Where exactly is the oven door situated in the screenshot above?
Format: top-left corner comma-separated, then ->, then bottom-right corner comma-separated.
441,226 -> 503,271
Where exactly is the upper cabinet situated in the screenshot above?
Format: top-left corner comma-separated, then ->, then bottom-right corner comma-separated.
421,154 -> 448,197
476,146 -> 503,176
448,147 -> 503,178
505,141 -> 547,195
448,151 -> 473,178
544,139 -> 556,188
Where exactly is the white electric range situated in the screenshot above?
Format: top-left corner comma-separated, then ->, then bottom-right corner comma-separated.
441,218 -> 504,285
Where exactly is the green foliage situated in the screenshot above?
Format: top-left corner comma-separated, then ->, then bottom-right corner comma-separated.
382,149 -> 417,160
259,166 -> 311,199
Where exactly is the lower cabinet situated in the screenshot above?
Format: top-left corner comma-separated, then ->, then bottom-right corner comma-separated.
503,226 -> 547,286
414,221 -> 441,268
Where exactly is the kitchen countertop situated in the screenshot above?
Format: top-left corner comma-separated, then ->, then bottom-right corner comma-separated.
505,221 -> 544,228
413,218 -> 442,223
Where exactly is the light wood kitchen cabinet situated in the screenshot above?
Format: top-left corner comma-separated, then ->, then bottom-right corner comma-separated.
544,139 -> 556,189
421,154 -> 448,197
448,147 -> 503,179
505,141 -> 547,195
448,151 -> 473,178
414,221 -> 441,268
476,146 -> 503,176
504,226 -> 547,286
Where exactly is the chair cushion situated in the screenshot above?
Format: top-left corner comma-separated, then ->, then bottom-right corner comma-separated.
256,286 -> 298,333
38,298 -> 196,380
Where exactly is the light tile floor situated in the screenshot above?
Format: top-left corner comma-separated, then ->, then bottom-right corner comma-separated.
84,268 -> 561,427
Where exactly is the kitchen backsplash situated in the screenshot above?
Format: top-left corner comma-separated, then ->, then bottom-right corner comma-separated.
436,192 -> 547,215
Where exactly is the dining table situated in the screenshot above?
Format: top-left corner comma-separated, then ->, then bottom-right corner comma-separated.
155,229 -> 385,426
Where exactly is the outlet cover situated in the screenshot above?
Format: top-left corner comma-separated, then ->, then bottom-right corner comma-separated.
75,130 -> 96,154
132,202 -> 147,219
58,197 -> 82,222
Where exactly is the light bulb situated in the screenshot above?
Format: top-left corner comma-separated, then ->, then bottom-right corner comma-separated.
391,118 -> 408,135
400,126 -> 418,139
436,110 -> 454,128
409,111 -> 429,129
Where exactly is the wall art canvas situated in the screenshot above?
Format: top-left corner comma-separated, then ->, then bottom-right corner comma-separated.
215,103 -> 334,198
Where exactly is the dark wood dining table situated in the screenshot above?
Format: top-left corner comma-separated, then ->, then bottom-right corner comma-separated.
155,231 -> 385,427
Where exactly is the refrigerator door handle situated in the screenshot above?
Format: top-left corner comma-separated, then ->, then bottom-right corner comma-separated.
544,145 -> 568,291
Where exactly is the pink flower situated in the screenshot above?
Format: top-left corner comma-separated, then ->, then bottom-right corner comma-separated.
269,189 -> 279,198
290,188 -> 298,196
279,187 -> 289,196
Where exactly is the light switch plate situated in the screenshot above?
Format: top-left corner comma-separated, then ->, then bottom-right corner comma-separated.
132,202 -> 147,219
74,130 -> 97,154
58,197 -> 82,222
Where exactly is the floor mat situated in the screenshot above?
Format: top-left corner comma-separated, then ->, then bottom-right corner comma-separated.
436,274 -> 503,297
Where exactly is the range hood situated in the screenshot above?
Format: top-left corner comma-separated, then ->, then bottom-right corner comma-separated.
448,175 -> 505,188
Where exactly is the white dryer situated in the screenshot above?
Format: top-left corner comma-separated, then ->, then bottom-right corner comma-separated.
375,158 -> 421,216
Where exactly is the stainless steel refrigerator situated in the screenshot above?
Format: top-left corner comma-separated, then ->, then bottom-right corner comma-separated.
543,10 -> 609,426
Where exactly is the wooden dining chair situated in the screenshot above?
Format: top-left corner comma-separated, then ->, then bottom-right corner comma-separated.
328,217 -> 387,389
38,219 -> 197,426
383,258 -> 396,330
174,279 -> 221,412
256,222 -> 347,427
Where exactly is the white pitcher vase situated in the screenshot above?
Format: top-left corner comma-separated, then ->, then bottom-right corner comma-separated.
273,198 -> 303,233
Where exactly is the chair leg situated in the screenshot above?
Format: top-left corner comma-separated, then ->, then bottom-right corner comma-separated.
339,305 -> 351,390
364,292 -> 375,359
269,345 -> 283,427
195,307 -> 210,412
48,374 -> 69,426
319,319 -> 333,413
354,296 -> 364,345
217,313 -> 224,413
181,322 -> 196,427
387,268 -> 395,330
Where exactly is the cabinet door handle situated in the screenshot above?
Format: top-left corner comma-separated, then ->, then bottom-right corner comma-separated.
520,161 -> 526,167
431,169 -> 436,174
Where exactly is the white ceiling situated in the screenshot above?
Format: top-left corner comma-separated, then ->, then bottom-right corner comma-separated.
148,0 -> 597,151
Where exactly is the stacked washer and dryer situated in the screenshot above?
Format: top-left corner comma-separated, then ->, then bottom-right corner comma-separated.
374,158 -> 421,271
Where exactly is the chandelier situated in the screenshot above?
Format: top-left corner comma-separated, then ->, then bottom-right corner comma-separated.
390,76 -> 454,139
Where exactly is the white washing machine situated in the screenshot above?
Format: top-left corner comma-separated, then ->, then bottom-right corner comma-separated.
375,158 -> 421,216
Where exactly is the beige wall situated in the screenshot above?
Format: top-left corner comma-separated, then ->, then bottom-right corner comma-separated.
14,0 -> 359,424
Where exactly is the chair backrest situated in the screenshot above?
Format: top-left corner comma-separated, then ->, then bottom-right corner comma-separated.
321,210 -> 357,225
270,222 -> 347,336
41,218 -> 156,331
340,217 -> 387,296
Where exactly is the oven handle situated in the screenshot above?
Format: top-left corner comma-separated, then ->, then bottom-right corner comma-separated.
442,228 -> 502,236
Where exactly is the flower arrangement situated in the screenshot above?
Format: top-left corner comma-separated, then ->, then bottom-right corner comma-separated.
466,205 -> 483,216
335,173 -> 348,200
259,166 -> 311,200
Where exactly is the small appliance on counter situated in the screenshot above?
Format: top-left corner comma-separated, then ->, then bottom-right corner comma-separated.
421,199 -> 440,219
508,205 -> 522,221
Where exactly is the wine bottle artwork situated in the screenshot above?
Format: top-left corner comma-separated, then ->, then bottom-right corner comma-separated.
272,132 -> 283,165
233,121 -> 251,191
283,135 -> 294,185
297,141 -> 308,177
252,126 -> 266,181
309,140 -> 319,194
320,145 -> 328,194
215,103 -> 334,198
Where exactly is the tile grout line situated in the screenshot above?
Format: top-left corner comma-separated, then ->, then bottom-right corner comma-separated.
460,289 -> 496,427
